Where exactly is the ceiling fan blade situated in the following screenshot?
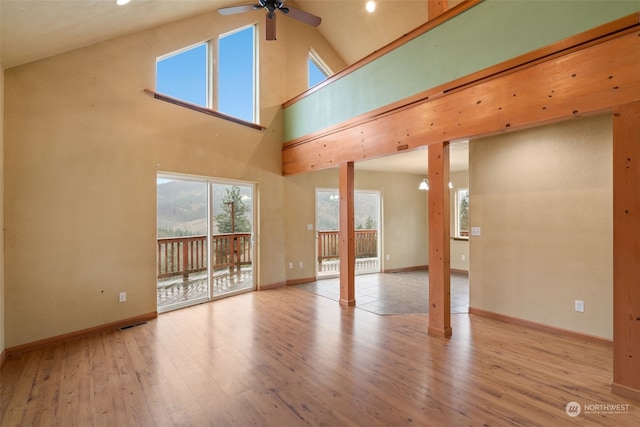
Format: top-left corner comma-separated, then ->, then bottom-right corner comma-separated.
266,12 -> 276,41
217,4 -> 259,15
281,6 -> 321,27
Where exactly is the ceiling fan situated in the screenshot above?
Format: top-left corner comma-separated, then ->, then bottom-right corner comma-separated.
218,0 -> 322,41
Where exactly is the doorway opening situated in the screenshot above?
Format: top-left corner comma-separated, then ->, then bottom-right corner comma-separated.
156,174 -> 255,312
315,188 -> 381,277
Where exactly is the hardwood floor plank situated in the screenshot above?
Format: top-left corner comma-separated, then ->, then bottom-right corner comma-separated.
2,286 -> 639,426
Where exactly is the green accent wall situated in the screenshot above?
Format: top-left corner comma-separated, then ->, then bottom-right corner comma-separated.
284,0 -> 640,141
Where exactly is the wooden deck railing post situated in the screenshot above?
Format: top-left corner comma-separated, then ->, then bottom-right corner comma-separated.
228,235 -> 234,273
234,235 -> 241,272
182,241 -> 189,282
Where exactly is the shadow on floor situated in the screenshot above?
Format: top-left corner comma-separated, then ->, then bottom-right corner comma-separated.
296,270 -> 469,316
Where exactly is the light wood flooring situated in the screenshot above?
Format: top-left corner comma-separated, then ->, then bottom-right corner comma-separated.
1,285 -> 638,426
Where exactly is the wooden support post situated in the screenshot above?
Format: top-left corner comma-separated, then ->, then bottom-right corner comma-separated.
612,102 -> 640,401
428,142 -> 452,338
339,162 -> 356,306
428,0 -> 448,20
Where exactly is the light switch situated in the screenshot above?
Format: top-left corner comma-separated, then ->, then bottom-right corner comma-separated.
471,227 -> 481,236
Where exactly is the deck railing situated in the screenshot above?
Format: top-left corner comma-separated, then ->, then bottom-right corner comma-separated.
157,233 -> 252,280
317,229 -> 378,267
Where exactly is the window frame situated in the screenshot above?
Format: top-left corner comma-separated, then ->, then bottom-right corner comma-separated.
154,23 -> 258,125
156,41 -> 210,109
455,188 -> 470,239
308,49 -> 332,88
217,24 -> 258,123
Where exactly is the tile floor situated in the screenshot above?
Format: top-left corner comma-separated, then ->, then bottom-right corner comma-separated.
297,270 -> 469,316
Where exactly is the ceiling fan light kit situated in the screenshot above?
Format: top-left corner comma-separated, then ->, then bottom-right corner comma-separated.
218,0 -> 321,41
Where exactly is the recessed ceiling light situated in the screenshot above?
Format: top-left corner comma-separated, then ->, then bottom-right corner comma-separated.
117,0 -> 131,5
366,1 -> 376,13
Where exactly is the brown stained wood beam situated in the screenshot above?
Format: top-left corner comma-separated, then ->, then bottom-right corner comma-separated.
143,89 -> 266,131
427,142 -> 452,338
612,101 -> 640,402
282,27 -> 640,176
339,162 -> 356,306
428,0 -> 449,20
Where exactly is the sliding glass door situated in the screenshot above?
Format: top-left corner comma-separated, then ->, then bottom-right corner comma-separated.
210,183 -> 254,297
315,188 -> 381,277
157,175 -> 255,312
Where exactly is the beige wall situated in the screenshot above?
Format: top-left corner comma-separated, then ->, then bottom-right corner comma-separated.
469,113 -> 613,339
3,11 -> 344,348
284,168 -> 429,281
379,170 -> 429,271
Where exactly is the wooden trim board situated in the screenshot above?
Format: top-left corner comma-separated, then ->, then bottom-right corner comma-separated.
469,307 -> 612,347
285,277 -> 316,286
5,312 -> 158,359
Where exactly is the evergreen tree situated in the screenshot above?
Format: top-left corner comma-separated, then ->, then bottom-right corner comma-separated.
214,186 -> 251,233
364,216 -> 376,229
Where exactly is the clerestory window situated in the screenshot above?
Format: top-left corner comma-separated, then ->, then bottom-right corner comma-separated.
156,43 -> 208,108
155,25 -> 257,124
308,50 -> 331,88
218,25 -> 257,122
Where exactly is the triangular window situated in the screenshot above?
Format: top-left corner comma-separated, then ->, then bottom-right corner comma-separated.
308,51 -> 331,88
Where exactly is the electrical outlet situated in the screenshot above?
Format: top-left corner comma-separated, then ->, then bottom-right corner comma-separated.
575,300 -> 585,313
119,292 -> 127,303
386,254 -> 390,261
299,261 -> 303,268
461,254 -> 466,261
288,262 -> 293,269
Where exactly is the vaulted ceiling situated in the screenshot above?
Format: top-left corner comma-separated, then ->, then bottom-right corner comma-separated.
0,0 -> 432,69
0,0 -> 467,173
